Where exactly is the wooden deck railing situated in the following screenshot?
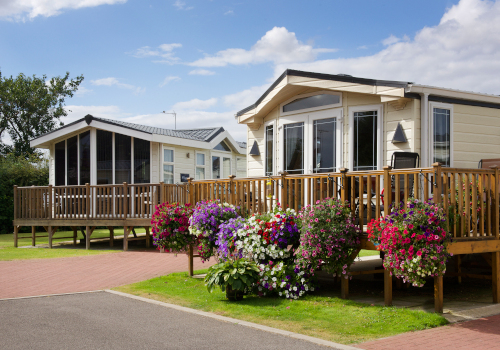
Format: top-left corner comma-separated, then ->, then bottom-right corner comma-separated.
13,163 -> 500,240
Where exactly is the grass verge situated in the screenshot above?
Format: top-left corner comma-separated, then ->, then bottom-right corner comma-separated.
114,269 -> 447,345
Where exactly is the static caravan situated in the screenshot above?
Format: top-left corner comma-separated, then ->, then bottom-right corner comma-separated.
31,114 -> 247,186
236,69 -> 500,176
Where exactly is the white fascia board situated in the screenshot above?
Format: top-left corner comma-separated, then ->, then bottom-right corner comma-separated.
30,120 -> 89,148
90,121 -> 153,141
406,84 -> 500,104
208,130 -> 246,154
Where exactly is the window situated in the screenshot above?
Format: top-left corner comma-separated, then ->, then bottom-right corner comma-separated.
265,125 -> 274,176
433,107 -> 451,167
115,133 -> 131,183
196,152 -> 205,180
313,118 -> 336,173
54,140 -> 65,186
96,130 -> 112,185
213,141 -> 231,152
212,156 -> 221,179
283,122 -> 304,174
236,157 -> 246,178
163,148 -> 174,184
134,138 -> 150,183
66,135 -> 78,185
281,92 -> 342,116
353,111 -> 377,171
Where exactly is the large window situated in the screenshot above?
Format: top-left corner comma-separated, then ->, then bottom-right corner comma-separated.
115,133 -> 131,183
195,152 -> 205,180
212,156 -> 221,179
79,131 -> 91,185
96,130 -> 112,185
214,141 -> 231,152
433,108 -> 451,167
54,140 -> 65,186
313,118 -> 336,173
265,125 -> 274,176
66,135 -> 78,185
353,111 -> 378,171
163,148 -> 174,184
283,122 -> 304,174
134,138 -> 150,183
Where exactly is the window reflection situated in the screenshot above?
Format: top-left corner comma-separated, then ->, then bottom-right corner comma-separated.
313,118 -> 336,173
433,108 -> 451,167
284,122 -> 304,174
354,111 -> 377,171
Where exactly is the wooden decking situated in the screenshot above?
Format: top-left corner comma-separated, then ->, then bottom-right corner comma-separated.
12,163 -> 500,312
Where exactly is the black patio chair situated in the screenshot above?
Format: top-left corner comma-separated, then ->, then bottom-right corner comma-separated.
390,151 -> 420,200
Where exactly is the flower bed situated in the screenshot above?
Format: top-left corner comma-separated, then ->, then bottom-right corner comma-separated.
368,198 -> 452,287
295,198 -> 359,277
151,202 -> 194,252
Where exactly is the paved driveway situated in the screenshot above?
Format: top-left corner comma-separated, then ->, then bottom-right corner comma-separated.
0,251 -> 213,299
0,291 -> 337,350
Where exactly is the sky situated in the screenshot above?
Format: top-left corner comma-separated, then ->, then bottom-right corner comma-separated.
2,0 -> 500,142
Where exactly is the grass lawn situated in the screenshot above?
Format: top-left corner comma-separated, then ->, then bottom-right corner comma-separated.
0,227 -> 146,260
115,269 -> 447,345
358,249 -> 380,257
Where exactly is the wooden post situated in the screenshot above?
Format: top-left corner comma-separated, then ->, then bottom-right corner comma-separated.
123,226 -> 129,251
188,244 -> 194,277
13,225 -> 18,248
145,226 -> 150,248
85,226 -> 90,250
434,275 -> 444,313
48,225 -> 53,248
72,227 -> 77,246
340,276 -> 349,299
491,166 -> 499,240
339,168 -> 349,202
13,185 -> 18,221
455,255 -> 462,284
108,226 -> 114,247
159,182 -> 165,204
383,166 -> 392,216
85,183 -> 91,218
493,251 -> 500,303
279,172 -> 288,209
432,163 -> 442,204
187,178 -> 194,205
229,175 -> 236,206
48,184 -> 53,219
384,269 -> 392,306
32,226 -> 36,246
123,182 -> 128,219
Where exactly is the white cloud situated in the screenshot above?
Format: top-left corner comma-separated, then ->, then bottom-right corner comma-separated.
159,76 -> 181,87
63,105 -> 129,124
381,34 -> 400,46
74,86 -> 92,96
0,0 -> 126,20
173,0 -> 193,10
223,84 -> 269,110
273,0 -> 500,95
91,77 -> 145,95
224,10 -> 233,15
130,43 -> 182,63
357,45 -> 368,50
189,69 -> 215,76
189,26 -> 336,67
172,98 -> 218,111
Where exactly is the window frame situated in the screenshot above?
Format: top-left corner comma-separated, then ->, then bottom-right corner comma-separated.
348,104 -> 384,171
429,102 -> 454,167
162,146 -> 175,184
195,151 -> 207,180
280,91 -> 342,117
264,120 -> 276,176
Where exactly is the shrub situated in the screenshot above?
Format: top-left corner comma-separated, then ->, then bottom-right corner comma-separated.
151,202 -> 194,252
368,198 -> 452,287
295,198 -> 359,277
189,200 -> 240,261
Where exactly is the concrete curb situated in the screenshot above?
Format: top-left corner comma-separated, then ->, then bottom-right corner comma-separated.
105,289 -> 359,350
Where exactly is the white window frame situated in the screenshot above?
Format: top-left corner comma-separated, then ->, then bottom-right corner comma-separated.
162,146 -> 175,184
429,102 -> 454,167
280,91 -> 342,117
263,119 -> 276,176
349,104 -> 384,171
278,107 -> 343,174
195,151 -> 207,180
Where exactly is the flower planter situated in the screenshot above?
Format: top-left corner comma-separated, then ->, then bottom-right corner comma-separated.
225,286 -> 244,301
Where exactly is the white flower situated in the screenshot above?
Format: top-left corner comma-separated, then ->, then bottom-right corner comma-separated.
293,286 -> 297,291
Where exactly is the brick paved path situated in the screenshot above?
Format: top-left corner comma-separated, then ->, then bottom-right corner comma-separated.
0,251 -> 213,299
356,314 -> 500,350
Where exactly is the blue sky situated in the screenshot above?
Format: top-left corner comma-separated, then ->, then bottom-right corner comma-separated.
2,0 -> 499,141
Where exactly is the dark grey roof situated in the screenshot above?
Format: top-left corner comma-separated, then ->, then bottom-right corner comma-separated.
236,69 -> 412,117
32,115 -> 227,143
236,141 -> 247,148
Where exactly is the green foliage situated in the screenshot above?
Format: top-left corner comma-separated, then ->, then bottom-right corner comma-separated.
205,258 -> 260,293
0,154 -> 48,234
0,70 -> 84,157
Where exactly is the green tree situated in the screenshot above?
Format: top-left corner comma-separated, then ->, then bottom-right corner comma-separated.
0,71 -> 84,157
